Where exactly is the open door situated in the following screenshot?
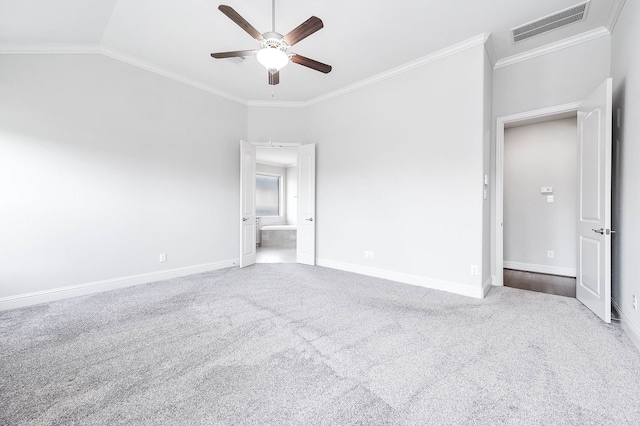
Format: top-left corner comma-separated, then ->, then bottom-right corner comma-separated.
240,140 -> 256,267
297,143 -> 316,265
577,78 -> 613,323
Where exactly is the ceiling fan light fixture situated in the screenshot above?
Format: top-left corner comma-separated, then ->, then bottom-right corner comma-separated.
257,47 -> 289,72
211,3 -> 330,85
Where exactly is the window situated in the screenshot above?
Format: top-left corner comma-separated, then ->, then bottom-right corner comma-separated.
256,174 -> 281,216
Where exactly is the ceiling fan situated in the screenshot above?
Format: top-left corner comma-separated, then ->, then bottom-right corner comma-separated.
210,1 -> 332,85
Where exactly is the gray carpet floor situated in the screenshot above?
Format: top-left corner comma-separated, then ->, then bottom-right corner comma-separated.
2,264 -> 640,425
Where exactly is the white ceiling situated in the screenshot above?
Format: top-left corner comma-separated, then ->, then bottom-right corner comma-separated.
256,147 -> 297,167
0,0 -> 623,103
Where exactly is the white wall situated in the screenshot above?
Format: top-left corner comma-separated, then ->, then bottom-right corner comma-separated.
611,0 -> 640,348
504,118 -> 577,275
247,106 -> 308,143
493,36 -> 611,117
0,54 -> 245,300
286,166 -> 298,225
492,36 -> 612,280
307,44 -> 489,296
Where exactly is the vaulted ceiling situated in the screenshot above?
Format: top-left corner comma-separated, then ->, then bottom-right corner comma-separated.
0,0 -> 624,103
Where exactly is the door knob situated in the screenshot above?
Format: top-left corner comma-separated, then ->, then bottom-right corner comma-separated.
306,218 -> 313,222
243,218 -> 249,222
592,228 -> 604,235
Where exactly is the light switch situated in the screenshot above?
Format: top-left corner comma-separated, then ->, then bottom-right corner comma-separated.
541,187 -> 553,194
547,195 -> 554,203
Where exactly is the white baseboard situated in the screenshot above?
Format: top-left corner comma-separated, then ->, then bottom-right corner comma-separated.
0,259 -> 239,311
612,300 -> 640,354
316,258 -> 485,299
503,261 -> 576,277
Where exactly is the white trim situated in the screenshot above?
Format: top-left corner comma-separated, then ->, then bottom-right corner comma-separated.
305,33 -> 490,107
503,261 -> 576,277
0,43 -> 247,105
317,258 -> 485,299
612,299 -> 640,354
605,0 -> 627,33
253,141 -> 302,147
247,100 -> 307,108
494,27 -> 610,69
495,101 -> 581,289
0,260 -> 238,311
0,34 -> 490,109
99,47 -> 246,105
484,33 -> 498,68
0,43 -> 100,54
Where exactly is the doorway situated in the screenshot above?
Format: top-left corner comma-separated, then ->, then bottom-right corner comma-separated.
502,114 -> 578,298
240,141 -> 316,267
255,146 -> 298,264
495,101 -> 581,287
496,79 -> 614,324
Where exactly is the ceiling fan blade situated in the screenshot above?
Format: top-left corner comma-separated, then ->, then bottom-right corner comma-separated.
291,54 -> 332,74
269,71 -> 280,85
218,5 -> 263,41
283,16 -> 323,46
210,50 -> 257,59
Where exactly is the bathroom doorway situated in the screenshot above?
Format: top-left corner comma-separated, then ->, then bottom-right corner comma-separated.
255,146 -> 298,263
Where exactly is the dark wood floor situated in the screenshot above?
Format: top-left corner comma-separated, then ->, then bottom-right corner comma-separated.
503,269 -> 576,298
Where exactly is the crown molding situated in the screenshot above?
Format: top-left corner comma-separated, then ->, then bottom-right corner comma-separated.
99,47 -> 247,105
0,42 -> 248,105
606,0 -> 626,33
483,33 -> 497,68
304,33 -> 491,107
247,100 -> 307,108
494,26 -> 610,69
0,43 -> 100,54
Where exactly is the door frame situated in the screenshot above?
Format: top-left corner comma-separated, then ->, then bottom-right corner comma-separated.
245,141 -> 311,264
494,101 -> 581,286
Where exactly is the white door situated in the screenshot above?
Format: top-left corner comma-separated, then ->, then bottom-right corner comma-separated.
577,78 -> 613,323
240,140 -> 256,267
297,143 -> 316,265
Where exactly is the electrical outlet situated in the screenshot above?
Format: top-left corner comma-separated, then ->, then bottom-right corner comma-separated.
547,195 -> 554,203
470,265 -> 478,275
370,251 -> 374,259
159,253 -> 167,262
547,250 -> 554,259
633,294 -> 638,311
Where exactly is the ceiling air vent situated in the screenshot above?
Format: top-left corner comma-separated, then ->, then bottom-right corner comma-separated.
512,1 -> 590,43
